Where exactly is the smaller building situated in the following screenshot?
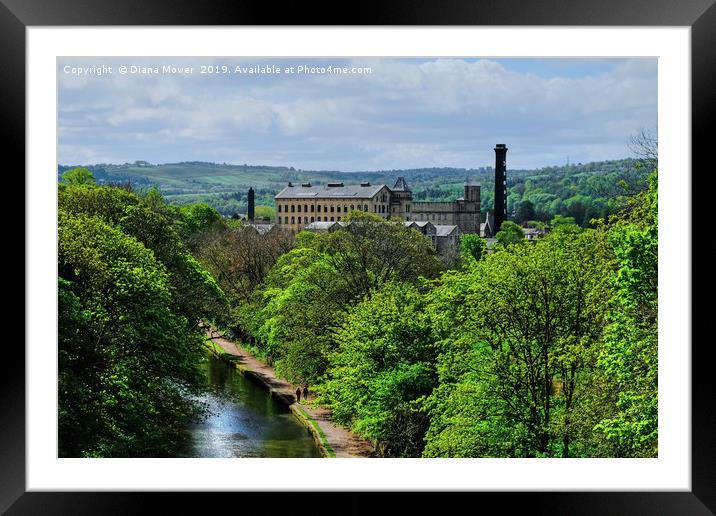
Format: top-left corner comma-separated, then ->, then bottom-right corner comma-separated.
523,227 -> 542,241
434,224 -> 461,257
519,222 -> 547,241
404,221 -> 461,262
300,218 -> 460,262
304,221 -> 342,232
245,223 -> 279,235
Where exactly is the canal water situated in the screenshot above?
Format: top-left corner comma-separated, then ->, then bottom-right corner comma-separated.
178,354 -> 322,458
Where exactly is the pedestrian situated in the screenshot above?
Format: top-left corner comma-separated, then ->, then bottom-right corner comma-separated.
295,387 -> 301,403
303,385 -> 309,401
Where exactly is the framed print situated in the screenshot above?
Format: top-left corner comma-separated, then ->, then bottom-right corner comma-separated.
6,0 -> 715,513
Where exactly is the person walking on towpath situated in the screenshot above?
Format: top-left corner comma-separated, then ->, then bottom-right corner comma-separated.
303,385 -> 309,401
295,387 -> 302,403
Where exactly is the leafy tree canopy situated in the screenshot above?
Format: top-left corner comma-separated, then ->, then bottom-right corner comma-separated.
494,220 -> 525,248
60,166 -> 96,186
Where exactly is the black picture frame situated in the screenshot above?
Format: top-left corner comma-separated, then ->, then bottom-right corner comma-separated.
5,0 -> 714,513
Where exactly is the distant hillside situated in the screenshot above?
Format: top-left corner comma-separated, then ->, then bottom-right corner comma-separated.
57,161 -> 494,194
58,158 -> 649,226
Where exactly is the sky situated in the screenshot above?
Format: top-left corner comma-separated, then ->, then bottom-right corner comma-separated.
57,57 -> 657,171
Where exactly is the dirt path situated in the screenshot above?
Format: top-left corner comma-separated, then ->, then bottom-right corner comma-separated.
206,329 -> 374,458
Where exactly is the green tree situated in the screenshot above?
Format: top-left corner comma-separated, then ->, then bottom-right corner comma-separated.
516,199 -> 536,223
141,186 -> 166,211
58,183 -> 228,457
550,214 -> 577,228
320,282 -> 435,457
494,220 -> 525,247
595,172 -> 658,457
255,253 -> 343,382
247,212 -> 443,385
58,185 -> 226,326
254,205 -> 276,221
178,203 -> 223,243
327,211 -> 444,298
459,234 -> 487,263
423,227 -> 613,457
60,166 -> 95,186
58,211 -> 208,457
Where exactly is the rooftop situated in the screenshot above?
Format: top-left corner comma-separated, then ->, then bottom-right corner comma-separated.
304,221 -> 340,231
392,177 -> 410,191
276,183 -> 386,199
246,223 -> 276,235
410,221 -> 433,228
435,225 -> 460,236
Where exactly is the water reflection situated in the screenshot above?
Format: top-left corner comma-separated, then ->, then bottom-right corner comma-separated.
178,355 -> 322,458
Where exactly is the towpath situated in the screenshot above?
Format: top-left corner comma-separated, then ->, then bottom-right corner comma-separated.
206,329 -> 374,458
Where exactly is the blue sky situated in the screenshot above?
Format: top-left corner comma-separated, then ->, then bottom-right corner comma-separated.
58,57 -> 657,171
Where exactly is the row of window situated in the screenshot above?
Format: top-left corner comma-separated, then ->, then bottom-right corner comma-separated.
416,213 -> 453,221
278,204 -> 369,214
281,215 -> 426,226
282,216 -> 344,225
277,202 -> 412,214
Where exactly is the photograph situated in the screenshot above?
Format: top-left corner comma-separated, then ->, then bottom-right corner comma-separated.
5,8 -> 710,509
56,56 -> 659,460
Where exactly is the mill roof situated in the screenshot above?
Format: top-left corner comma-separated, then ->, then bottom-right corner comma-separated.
411,221 -> 434,229
246,223 -> 276,235
304,221 -> 340,231
275,183 -> 386,199
404,220 -> 437,234
435,225 -> 460,236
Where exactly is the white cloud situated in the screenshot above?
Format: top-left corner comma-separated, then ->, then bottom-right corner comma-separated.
57,57 -> 657,170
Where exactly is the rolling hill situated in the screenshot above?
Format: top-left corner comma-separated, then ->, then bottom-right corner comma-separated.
58,158 -> 647,226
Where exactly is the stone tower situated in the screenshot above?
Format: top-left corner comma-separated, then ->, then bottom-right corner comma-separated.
464,181 -> 480,203
390,176 -> 413,220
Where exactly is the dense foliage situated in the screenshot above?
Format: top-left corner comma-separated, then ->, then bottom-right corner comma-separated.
494,220 -> 526,248
58,168 -> 226,457
322,282 -> 435,457
203,168 -> 658,457
58,161 -> 659,459
594,173 -> 658,457
238,212 -> 444,384
459,234 -> 487,263
423,225 -> 614,457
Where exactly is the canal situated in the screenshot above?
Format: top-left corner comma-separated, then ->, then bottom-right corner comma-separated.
177,354 -> 322,458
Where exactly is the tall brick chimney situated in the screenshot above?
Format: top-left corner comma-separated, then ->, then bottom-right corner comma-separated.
494,144 -> 508,233
248,187 -> 255,222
